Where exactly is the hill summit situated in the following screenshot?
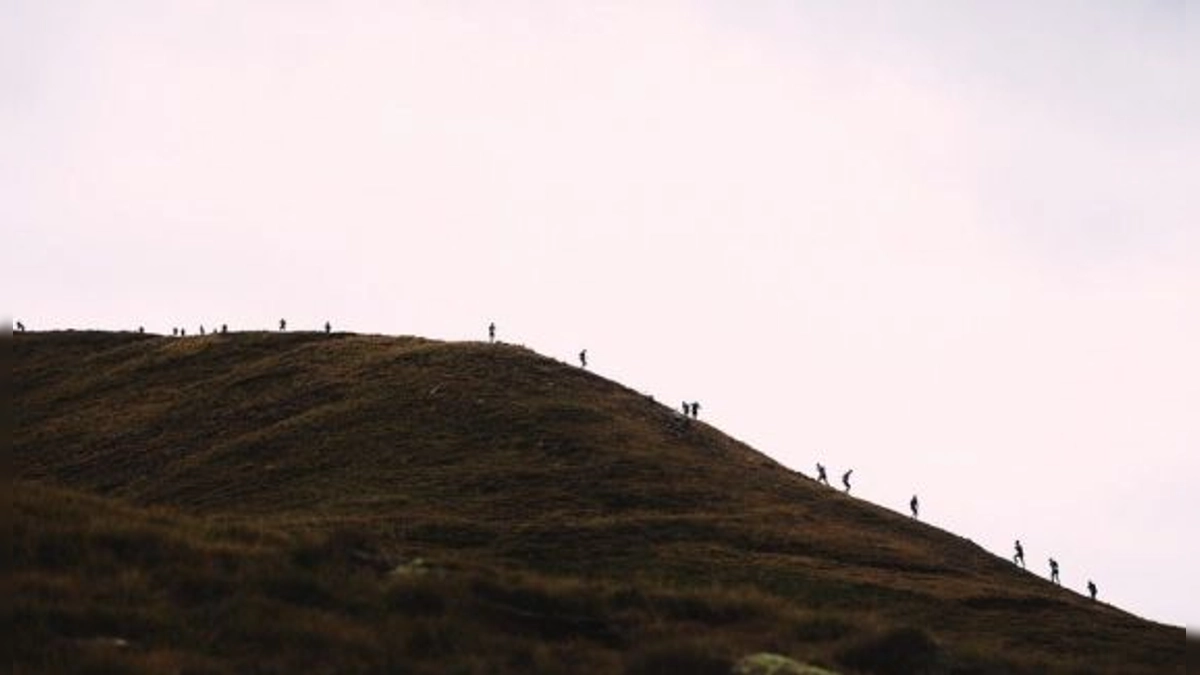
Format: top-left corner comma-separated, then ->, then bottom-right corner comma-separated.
11,330 -> 1183,674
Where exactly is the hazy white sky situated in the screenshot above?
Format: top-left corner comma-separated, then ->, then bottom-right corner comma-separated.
4,1 -> 1197,626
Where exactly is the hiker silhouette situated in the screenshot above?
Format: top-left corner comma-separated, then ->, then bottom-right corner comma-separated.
842,470 -> 853,493
199,325 -> 205,336
1087,580 -> 1097,601
16,321 -> 25,332
1049,558 -> 1060,584
1013,540 -> 1025,568
325,321 -> 331,334
816,463 -> 829,486
172,328 -> 178,337
181,328 -> 187,337
681,401 -> 690,416
910,495 -> 919,519
579,349 -> 587,368
221,324 -> 228,334
690,402 -> 700,419
279,318 -> 287,331
138,326 -> 144,334
488,322 -> 495,343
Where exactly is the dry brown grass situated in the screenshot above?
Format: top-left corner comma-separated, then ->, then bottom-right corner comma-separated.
11,330 -> 1184,673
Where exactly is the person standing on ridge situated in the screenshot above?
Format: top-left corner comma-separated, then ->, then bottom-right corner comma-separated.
681,401 -> 690,416
579,349 -> 587,368
1049,558 -> 1060,585
816,463 -> 829,486
488,322 -> 496,343
842,469 -> 853,494
1087,580 -> 1097,601
1013,540 -> 1025,568
279,318 -> 287,331
910,495 -> 919,519
691,402 -> 700,419
325,321 -> 331,334
16,321 -> 25,332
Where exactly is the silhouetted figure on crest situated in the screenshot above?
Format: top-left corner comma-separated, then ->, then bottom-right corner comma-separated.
1049,558 -> 1060,585
842,469 -> 853,493
181,328 -> 187,337
325,321 -> 331,334
910,495 -> 919,519
1087,580 -> 1097,601
221,324 -> 228,334
17,321 -> 26,332
199,325 -> 205,336
690,402 -> 700,419
816,463 -> 829,486
488,322 -> 496,343
681,401 -> 689,416
172,328 -> 178,337
579,349 -> 587,368
279,318 -> 287,331
138,326 -> 144,334
1013,540 -> 1025,568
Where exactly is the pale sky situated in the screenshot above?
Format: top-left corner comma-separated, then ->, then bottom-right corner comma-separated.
3,1 -> 1197,627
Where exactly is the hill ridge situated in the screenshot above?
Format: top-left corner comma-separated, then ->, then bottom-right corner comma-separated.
11,330 -> 1183,674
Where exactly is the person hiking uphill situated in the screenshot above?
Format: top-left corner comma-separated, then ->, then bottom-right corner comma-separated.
1013,540 -> 1025,569
842,469 -> 853,494
1049,558 -> 1060,585
579,349 -> 587,368
910,494 -> 919,519
816,463 -> 829,486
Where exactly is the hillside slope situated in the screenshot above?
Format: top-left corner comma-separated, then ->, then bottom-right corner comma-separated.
11,330 -> 1183,674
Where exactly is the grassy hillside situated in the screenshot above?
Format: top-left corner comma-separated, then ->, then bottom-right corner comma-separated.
11,330 -> 1184,674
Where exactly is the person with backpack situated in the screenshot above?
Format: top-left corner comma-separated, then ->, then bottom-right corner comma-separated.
1013,540 -> 1026,568
816,463 -> 829,486
842,469 -> 853,494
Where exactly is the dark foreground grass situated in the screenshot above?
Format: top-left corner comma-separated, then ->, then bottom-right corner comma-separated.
11,331 -> 1184,674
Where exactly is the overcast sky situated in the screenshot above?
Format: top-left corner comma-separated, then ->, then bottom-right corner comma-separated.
4,1 -> 1197,627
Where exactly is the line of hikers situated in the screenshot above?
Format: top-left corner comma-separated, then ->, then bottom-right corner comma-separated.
487,323 -> 595,377
815,462 -> 1100,602
1012,541 -> 1098,599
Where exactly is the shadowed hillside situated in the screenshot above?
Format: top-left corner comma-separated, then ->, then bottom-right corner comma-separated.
11,330 -> 1183,674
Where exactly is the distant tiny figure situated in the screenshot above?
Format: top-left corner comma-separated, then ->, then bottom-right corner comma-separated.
488,322 -> 496,343
816,463 -> 829,485
579,349 -> 587,368
681,401 -> 689,416
181,328 -> 187,337
842,469 -> 853,493
690,402 -> 700,419
172,328 -> 178,337
910,495 -> 919,519
199,325 -> 205,336
17,321 -> 26,332
279,318 -> 287,331
1087,580 -> 1097,601
221,324 -> 228,334
324,321 -> 331,334
1013,540 -> 1025,568
1049,558 -> 1060,585
138,326 -> 144,334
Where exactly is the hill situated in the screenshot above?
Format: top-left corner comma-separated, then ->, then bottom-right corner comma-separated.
10,330 -> 1184,674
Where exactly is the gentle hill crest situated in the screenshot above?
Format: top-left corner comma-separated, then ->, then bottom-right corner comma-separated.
12,330 -> 1183,674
